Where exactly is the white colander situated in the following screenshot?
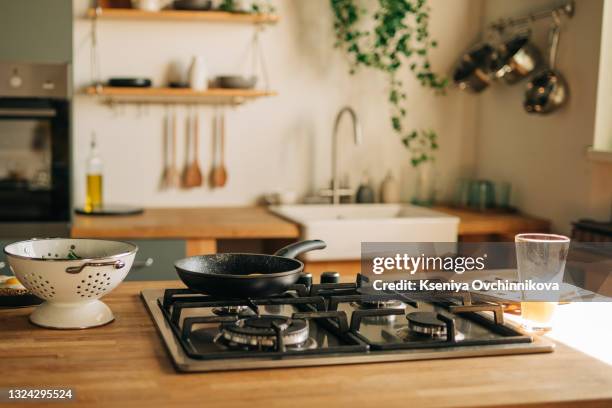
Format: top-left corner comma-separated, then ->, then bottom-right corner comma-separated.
4,238 -> 137,329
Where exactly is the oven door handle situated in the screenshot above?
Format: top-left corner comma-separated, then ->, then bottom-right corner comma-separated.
0,108 -> 56,118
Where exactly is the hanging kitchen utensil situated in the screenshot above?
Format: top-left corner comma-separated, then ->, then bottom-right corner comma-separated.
160,108 -> 173,190
210,109 -> 228,188
181,107 -> 191,187
524,12 -> 568,114
452,42 -> 497,93
209,109 -> 218,188
165,108 -> 181,188
491,28 -> 541,84
183,108 -> 203,188
217,109 -> 228,187
174,240 -> 326,298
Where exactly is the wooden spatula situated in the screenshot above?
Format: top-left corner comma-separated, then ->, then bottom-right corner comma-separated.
159,111 -> 171,190
183,109 -> 203,188
211,110 -> 228,188
164,110 -> 181,189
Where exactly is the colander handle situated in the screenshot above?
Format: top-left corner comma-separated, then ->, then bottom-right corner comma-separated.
65,260 -> 126,274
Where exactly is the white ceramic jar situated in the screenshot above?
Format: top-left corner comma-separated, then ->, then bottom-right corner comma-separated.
188,56 -> 209,91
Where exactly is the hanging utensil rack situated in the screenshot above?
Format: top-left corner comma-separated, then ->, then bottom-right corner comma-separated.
490,1 -> 574,32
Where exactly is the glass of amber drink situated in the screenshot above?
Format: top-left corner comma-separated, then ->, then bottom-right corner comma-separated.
515,233 -> 570,331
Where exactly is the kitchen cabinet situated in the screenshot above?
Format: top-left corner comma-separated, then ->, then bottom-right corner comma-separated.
0,0 -> 72,64
123,239 -> 186,281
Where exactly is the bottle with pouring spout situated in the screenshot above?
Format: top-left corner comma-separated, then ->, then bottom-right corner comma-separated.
84,133 -> 103,213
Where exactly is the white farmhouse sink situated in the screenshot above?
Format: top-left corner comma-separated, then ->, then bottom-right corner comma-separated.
269,204 -> 459,261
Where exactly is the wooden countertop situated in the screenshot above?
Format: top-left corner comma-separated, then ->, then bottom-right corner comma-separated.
71,206 -> 550,241
71,207 -> 300,239
434,206 -> 550,237
2,281 -> 611,408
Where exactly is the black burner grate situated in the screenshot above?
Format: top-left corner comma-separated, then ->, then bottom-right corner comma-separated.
156,273 -> 533,362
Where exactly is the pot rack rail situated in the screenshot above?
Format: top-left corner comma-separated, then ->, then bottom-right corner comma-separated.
490,1 -> 574,31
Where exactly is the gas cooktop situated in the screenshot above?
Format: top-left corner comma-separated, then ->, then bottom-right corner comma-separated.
141,273 -> 554,372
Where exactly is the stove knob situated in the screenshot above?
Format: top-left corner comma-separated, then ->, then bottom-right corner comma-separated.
42,80 -> 55,91
320,271 -> 340,284
9,74 -> 22,88
297,272 -> 312,288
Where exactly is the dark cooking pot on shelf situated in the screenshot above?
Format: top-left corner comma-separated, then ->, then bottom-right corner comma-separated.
174,240 -> 326,299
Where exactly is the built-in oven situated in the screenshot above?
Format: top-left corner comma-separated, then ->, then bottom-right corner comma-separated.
0,62 -> 71,237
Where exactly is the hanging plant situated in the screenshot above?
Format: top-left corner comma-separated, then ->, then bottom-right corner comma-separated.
404,129 -> 438,167
330,0 -> 447,166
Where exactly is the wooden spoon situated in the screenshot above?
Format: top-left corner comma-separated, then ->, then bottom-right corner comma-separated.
183,110 -> 203,188
159,111 -> 171,190
209,112 -> 218,188
165,110 -> 181,188
211,110 -> 228,187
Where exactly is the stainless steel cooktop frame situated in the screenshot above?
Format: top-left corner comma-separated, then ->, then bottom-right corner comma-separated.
141,289 -> 555,373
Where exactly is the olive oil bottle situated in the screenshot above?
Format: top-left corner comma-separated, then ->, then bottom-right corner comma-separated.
84,133 -> 103,213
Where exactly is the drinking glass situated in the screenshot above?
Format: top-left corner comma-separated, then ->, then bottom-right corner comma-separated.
515,233 -> 570,331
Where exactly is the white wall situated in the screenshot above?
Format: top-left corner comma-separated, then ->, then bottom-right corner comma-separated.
72,0 -> 482,208
476,0 -> 612,234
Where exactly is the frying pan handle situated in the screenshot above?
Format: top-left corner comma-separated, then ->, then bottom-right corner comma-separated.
274,240 -> 326,259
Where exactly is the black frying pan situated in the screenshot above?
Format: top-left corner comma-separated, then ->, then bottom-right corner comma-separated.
174,240 -> 326,298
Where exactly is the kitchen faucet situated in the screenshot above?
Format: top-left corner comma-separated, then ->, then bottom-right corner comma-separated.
320,106 -> 363,204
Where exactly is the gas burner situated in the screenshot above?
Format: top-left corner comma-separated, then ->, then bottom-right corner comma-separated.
353,299 -> 405,310
394,312 -> 466,342
217,315 -> 316,350
406,311 -> 448,338
351,299 -> 406,323
212,305 -> 254,316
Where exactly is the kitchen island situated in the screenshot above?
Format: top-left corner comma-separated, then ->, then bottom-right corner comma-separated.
1,281 -> 611,408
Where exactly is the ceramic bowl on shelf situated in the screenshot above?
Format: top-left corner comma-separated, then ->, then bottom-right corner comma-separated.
215,75 -> 257,89
172,0 -> 213,10
4,238 -> 137,329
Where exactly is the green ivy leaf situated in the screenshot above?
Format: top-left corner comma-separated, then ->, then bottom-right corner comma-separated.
392,116 -> 402,131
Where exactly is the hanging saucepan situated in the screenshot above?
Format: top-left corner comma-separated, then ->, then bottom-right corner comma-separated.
174,240 -> 326,298
452,43 -> 497,93
524,14 -> 568,114
492,32 -> 541,84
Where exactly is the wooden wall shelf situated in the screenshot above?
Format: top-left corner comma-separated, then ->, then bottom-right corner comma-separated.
85,86 -> 277,105
87,7 -> 279,24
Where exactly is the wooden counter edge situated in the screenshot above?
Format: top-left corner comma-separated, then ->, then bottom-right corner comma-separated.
70,206 -> 301,240
434,205 -> 551,237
